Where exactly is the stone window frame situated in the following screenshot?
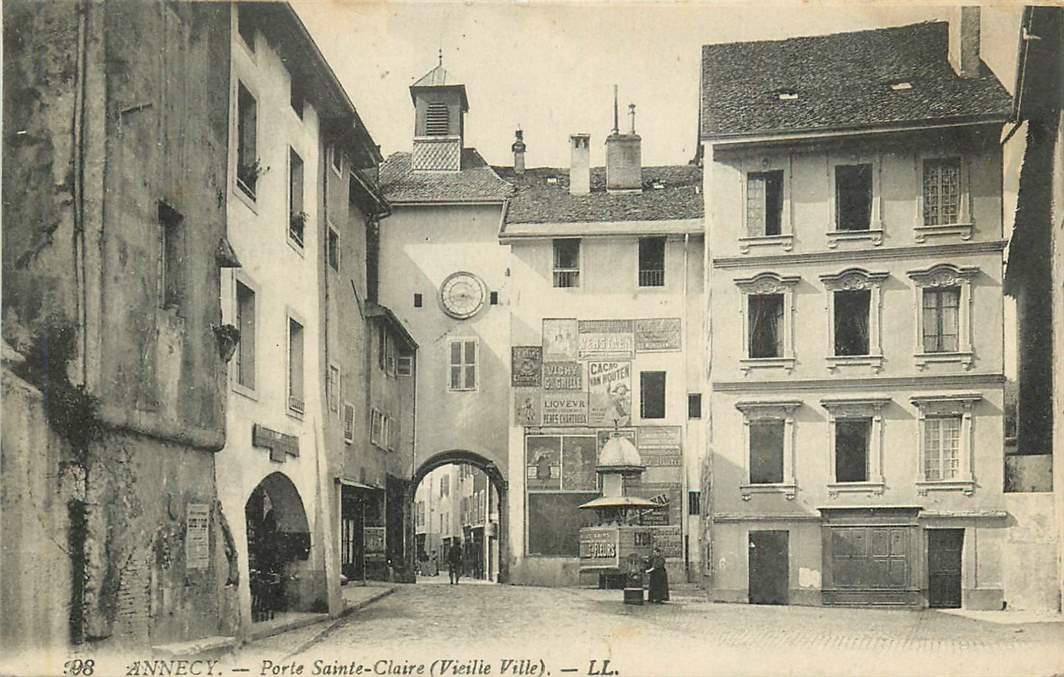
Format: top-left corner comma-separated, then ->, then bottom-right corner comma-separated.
914,152 -> 973,243
735,400 -> 802,500
738,155 -> 794,254
910,393 -> 981,496
819,268 -> 889,374
827,152 -> 883,248
906,263 -> 978,370
231,269 -> 259,401
821,397 -> 891,497
286,308 -> 307,420
735,272 -> 800,374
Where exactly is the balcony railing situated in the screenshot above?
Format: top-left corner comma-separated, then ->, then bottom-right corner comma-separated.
638,269 -> 665,287
553,269 -> 579,288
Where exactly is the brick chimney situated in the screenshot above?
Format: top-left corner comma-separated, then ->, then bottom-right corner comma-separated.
605,88 -> 642,193
569,134 -> 590,195
948,6 -> 981,79
512,129 -> 526,175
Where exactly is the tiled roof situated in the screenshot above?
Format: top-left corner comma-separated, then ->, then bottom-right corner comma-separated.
379,149 -> 512,204
700,22 -> 1012,139
495,165 -> 703,225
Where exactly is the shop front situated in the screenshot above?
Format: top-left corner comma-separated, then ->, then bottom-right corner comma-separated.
819,507 -> 922,607
339,482 -> 386,583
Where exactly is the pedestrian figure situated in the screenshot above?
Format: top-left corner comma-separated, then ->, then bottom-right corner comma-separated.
646,547 -> 670,603
448,540 -> 463,584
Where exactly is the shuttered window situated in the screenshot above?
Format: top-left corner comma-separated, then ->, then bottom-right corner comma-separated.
449,339 -> 477,391
426,102 -> 450,136
342,402 -> 355,443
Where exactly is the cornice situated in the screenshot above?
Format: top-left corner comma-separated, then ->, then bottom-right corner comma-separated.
712,513 -> 822,523
712,240 -> 1007,270
712,373 -> 1006,393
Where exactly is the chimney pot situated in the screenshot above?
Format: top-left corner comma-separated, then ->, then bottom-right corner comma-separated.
569,134 -> 590,195
949,6 -> 981,79
512,129 -> 526,175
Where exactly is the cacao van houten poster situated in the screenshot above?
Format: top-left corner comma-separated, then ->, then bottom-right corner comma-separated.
587,361 -> 631,427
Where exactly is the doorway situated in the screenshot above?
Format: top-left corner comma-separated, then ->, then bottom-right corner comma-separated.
749,530 -> 789,605
928,529 -> 964,608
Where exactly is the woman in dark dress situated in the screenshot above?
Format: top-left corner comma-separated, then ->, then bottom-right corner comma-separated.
646,547 -> 670,603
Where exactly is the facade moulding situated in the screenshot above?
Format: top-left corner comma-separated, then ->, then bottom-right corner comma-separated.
712,240 -> 1007,270
96,403 -> 225,452
713,373 -> 1006,393
712,513 -> 823,523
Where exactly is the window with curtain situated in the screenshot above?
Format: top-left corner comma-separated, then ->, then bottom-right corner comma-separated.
924,416 -> 961,481
923,158 -> 961,226
748,293 -> 784,358
747,170 -> 783,236
835,164 -> 873,230
288,149 -> 305,247
553,239 -> 580,288
922,287 -> 960,353
834,289 -> 871,356
236,84 -> 257,195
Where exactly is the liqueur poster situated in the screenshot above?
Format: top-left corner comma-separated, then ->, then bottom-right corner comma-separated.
541,392 -> 588,426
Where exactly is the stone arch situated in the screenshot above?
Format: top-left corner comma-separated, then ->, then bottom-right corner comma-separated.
412,450 -> 509,584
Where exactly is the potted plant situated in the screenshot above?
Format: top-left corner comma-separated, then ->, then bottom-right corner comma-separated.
236,159 -> 268,196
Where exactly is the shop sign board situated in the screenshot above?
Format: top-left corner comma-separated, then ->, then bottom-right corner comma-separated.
650,526 -> 683,559
578,320 -> 634,359
634,318 -> 682,352
579,527 -> 620,570
514,390 -> 541,427
364,526 -> 386,563
541,392 -> 588,426
543,318 -> 579,361
185,503 -> 210,570
253,424 -> 299,462
588,361 -> 632,427
542,361 -> 583,391
511,346 -> 543,387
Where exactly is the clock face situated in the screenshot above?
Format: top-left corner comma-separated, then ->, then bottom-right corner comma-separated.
440,271 -> 486,319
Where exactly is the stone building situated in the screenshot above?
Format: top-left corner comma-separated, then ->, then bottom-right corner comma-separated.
1005,6 -> 1064,611
2,0 -> 237,658
496,109 -> 706,586
698,12 -> 1041,609
378,61 -> 513,581
214,2 -> 393,636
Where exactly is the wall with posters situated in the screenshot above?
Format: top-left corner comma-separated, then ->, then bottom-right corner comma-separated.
506,234 -> 705,587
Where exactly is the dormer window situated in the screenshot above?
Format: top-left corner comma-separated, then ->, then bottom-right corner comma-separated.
425,101 -> 450,136
889,81 -> 913,91
776,89 -> 798,101
546,176 -> 559,185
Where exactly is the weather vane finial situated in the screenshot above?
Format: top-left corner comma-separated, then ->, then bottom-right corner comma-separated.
438,48 -> 443,67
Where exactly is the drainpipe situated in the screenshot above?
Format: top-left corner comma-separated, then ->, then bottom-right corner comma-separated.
682,231 -> 691,581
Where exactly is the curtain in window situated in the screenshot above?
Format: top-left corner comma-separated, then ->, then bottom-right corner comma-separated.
749,294 -> 783,358
924,417 -> 961,480
834,290 -> 870,356
746,174 -> 766,237
922,287 -> 960,353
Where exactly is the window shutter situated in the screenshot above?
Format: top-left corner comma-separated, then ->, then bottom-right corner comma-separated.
343,403 -> 355,443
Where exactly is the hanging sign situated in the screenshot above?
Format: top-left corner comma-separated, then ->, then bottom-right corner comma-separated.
542,318 -> 579,361
541,392 -> 588,426
578,320 -> 634,359
634,318 -> 682,352
542,361 -> 583,391
588,361 -> 632,427
511,346 -> 543,387
185,503 -> 210,570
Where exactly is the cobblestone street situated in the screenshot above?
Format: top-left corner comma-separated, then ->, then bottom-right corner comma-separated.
228,580 -> 1064,677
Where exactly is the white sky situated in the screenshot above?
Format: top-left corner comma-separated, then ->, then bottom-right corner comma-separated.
295,2 -> 1023,168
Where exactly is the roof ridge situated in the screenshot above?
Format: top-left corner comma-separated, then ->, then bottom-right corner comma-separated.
701,20 -> 943,50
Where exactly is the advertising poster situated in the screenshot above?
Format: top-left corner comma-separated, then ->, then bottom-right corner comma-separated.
541,392 -> 588,426
364,526 -> 386,563
514,390 -> 541,427
185,503 -> 210,570
634,318 -> 683,352
542,361 -> 583,391
628,481 -> 683,526
649,526 -> 683,559
562,435 -> 598,490
511,346 -> 543,387
578,527 -> 619,570
526,435 -> 561,490
588,361 -> 632,427
578,319 -> 634,359
542,318 -> 579,361
638,426 -> 683,449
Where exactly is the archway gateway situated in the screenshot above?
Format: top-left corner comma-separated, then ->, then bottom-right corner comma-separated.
244,472 -> 314,621
412,450 -> 509,584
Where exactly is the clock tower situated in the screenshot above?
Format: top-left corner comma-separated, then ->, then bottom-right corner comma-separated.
409,52 -> 469,172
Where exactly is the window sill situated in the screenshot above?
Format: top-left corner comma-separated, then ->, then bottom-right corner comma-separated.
914,222 -> 973,243
740,483 -> 797,500
738,233 -> 794,254
827,481 -> 885,498
287,236 -> 306,257
235,179 -> 258,209
916,480 -> 974,496
914,351 -> 974,370
232,382 -> 258,402
827,354 -> 884,374
740,357 -> 796,374
343,437 -> 354,446
826,228 -> 884,249
448,388 -> 478,393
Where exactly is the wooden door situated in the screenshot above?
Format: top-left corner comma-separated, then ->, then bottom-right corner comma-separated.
749,531 -> 789,605
928,529 -> 963,608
